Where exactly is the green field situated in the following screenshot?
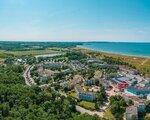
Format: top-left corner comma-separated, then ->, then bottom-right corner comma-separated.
78,101 -> 95,111
69,92 -> 78,99
103,109 -> 115,120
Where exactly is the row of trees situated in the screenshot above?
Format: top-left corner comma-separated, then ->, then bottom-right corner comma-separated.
95,84 -> 107,109
0,41 -> 82,51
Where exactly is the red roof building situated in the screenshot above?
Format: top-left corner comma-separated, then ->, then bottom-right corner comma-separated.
117,81 -> 129,91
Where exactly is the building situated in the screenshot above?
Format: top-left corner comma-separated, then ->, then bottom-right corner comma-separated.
125,106 -> 138,120
111,77 -> 130,84
111,77 -> 129,91
84,79 -> 94,86
147,94 -> 150,100
122,93 -> 146,113
125,86 -> 150,97
135,102 -> 146,113
75,86 -> 96,101
117,81 -> 128,91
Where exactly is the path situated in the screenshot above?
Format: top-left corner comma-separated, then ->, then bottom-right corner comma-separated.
76,105 -> 104,117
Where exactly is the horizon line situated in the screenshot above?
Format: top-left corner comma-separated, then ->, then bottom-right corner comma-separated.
0,40 -> 150,43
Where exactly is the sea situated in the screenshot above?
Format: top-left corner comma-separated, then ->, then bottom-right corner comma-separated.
78,42 -> 150,58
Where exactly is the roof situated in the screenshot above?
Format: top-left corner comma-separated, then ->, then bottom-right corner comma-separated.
117,77 -> 130,81
127,86 -> 150,93
75,85 -> 94,95
122,93 -> 144,103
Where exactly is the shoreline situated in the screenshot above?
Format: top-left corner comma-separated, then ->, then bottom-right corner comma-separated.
77,45 -> 150,59
75,46 -> 150,77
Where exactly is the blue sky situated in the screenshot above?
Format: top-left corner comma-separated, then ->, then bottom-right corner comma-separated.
0,0 -> 150,42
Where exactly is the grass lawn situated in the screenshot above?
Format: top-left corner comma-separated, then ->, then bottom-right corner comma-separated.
103,109 -> 115,120
68,92 -> 78,99
78,101 -> 95,111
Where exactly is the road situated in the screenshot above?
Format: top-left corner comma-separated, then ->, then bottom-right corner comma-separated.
23,65 -> 36,86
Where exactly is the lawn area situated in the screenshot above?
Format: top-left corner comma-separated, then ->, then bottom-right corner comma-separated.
78,101 -> 95,111
103,109 -> 115,120
68,92 -> 78,99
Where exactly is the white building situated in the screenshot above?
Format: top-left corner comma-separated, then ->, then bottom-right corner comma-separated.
147,94 -> 150,100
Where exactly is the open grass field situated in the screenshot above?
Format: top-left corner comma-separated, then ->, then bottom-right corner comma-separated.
75,47 -> 150,77
68,92 -> 78,99
78,101 -> 96,111
103,109 -> 115,120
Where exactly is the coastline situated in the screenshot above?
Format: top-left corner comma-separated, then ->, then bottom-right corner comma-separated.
75,46 -> 150,77
77,45 -> 150,59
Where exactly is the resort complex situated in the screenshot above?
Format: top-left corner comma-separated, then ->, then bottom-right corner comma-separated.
0,42 -> 150,120
15,46 -> 150,119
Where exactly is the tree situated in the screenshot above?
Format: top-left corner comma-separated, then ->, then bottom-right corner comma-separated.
109,95 -> 127,120
0,103 -> 10,117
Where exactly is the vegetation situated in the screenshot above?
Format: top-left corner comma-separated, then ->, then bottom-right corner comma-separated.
103,109 -> 115,120
0,65 -> 24,84
66,51 -> 87,61
0,42 -> 149,120
78,101 -> 96,111
0,41 -> 82,51
145,113 -> 150,120
95,84 -> 107,107
73,113 -> 102,120
75,48 -> 150,77
0,64 -> 100,120
109,95 -> 127,120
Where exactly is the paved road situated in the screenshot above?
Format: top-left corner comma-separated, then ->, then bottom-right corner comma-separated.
23,65 -> 36,86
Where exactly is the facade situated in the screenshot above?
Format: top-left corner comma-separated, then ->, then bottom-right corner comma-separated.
122,93 -> 146,113
75,86 -> 96,101
125,106 -> 138,120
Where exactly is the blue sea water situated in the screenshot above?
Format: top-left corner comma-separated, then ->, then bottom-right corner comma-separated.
78,42 -> 150,58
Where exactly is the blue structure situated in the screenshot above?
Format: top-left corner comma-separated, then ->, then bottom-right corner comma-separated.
75,86 -> 96,101
78,92 -> 96,101
125,86 -> 150,97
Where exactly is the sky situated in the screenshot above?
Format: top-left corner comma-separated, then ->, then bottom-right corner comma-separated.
0,0 -> 150,42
